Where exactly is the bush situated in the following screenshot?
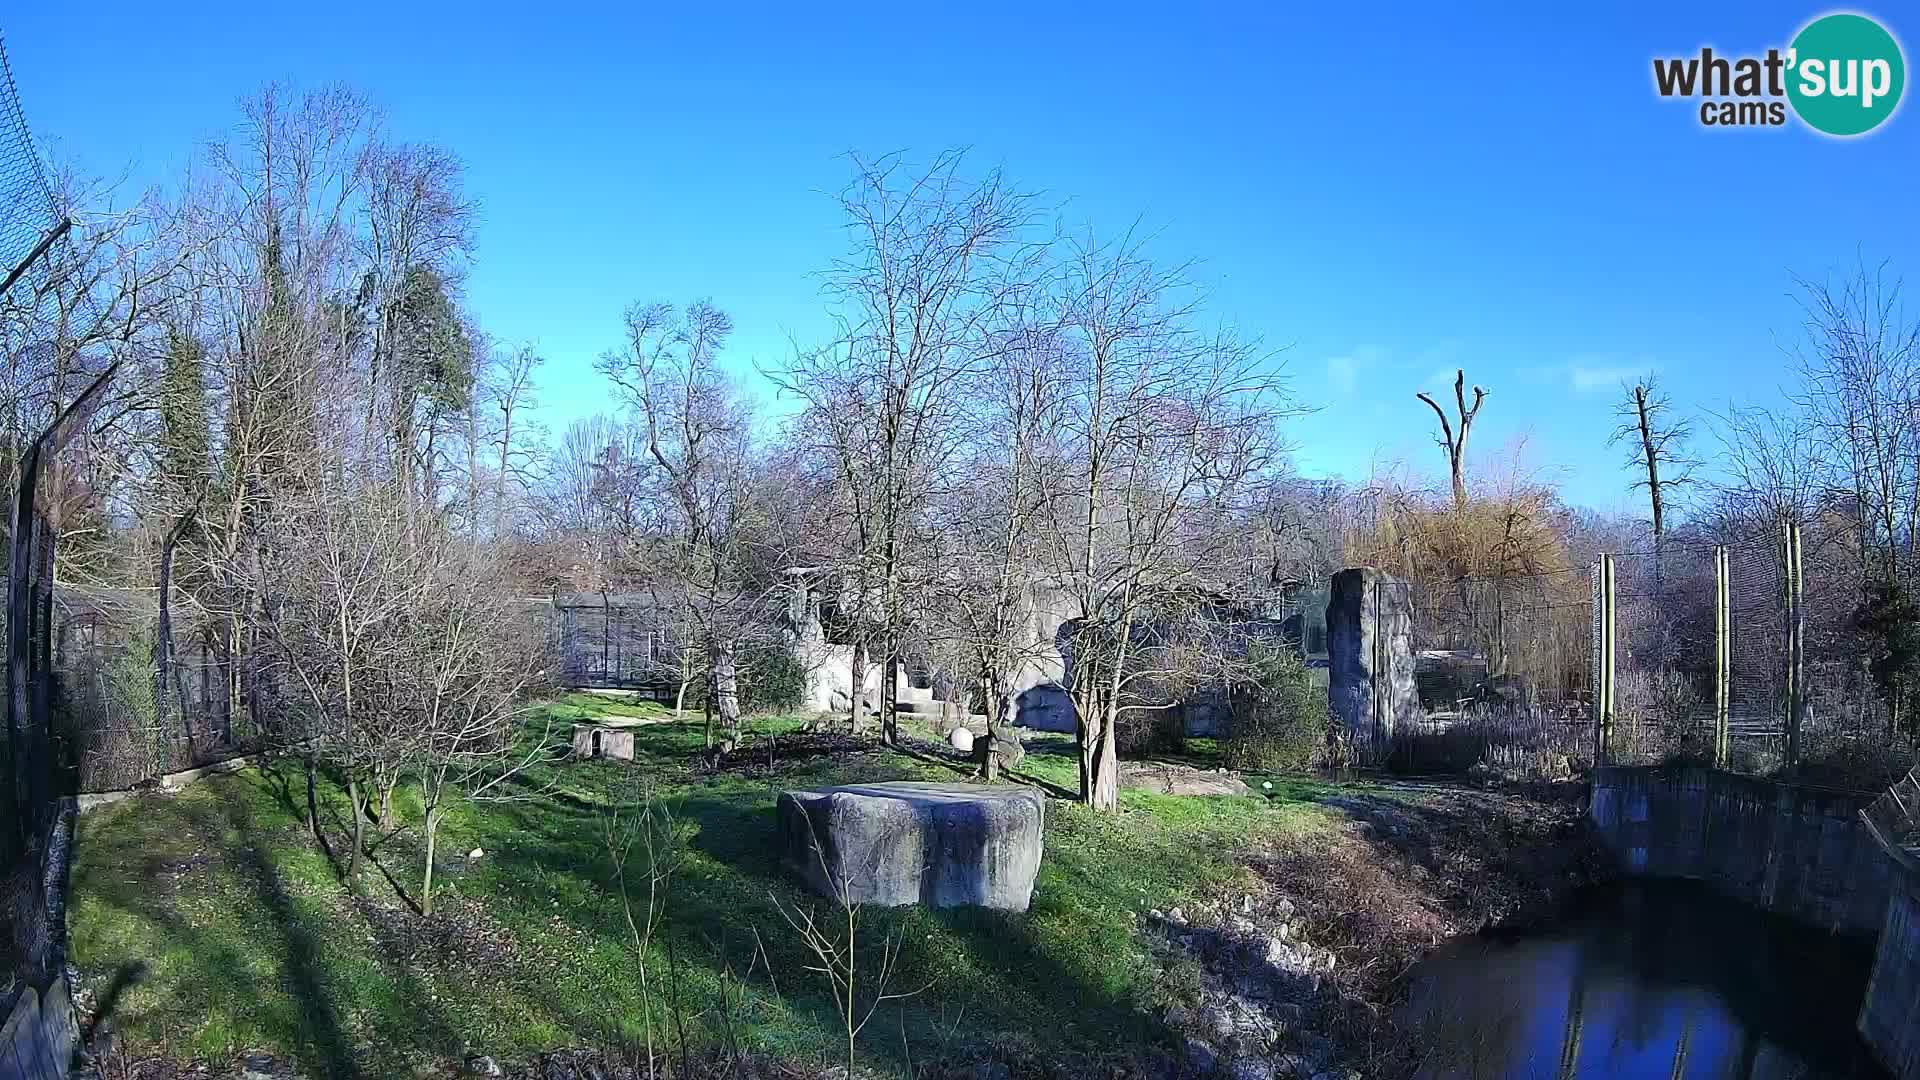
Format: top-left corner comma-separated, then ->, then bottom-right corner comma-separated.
1780,736 -> 1916,792
739,638 -> 807,715
1224,644 -> 1329,772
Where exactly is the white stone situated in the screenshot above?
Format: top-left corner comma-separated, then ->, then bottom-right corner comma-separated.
949,726 -> 975,753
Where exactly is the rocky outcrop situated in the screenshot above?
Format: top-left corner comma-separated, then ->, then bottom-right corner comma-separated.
1326,568 -> 1420,765
1147,897 -> 1357,1080
777,782 -> 1047,911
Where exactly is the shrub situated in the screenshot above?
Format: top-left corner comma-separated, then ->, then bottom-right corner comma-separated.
740,637 -> 808,715
1224,644 -> 1329,772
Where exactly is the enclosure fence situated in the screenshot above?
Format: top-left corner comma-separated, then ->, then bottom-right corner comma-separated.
1370,516 -> 1901,784
1593,518 -> 1895,783
0,30 -> 76,1019
1386,568 -> 1596,773
549,593 -> 682,699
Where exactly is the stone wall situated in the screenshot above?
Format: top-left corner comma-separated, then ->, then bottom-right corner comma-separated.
1588,766 -> 1891,935
1862,865 -> 1920,1080
0,977 -> 76,1079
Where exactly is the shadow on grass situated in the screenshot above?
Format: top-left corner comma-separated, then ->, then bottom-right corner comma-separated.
72,778 -> 473,1079
666,784 -> 1166,1067
80,960 -> 146,1047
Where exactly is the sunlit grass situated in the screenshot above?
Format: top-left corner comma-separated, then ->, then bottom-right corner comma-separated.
70,697 -> 1369,1075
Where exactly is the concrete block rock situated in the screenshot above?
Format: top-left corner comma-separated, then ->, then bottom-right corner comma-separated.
1326,567 -> 1422,765
777,782 -> 1046,911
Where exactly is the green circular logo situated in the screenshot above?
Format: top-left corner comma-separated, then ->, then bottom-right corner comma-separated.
1787,13 -> 1906,136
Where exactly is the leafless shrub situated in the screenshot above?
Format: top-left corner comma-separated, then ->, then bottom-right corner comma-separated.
602,777 -> 695,1080
767,803 -> 929,1077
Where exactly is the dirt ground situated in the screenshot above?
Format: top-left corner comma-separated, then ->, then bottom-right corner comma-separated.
1144,778 -> 1606,1078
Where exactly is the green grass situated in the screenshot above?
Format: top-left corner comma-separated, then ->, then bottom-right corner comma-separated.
70,695 -> 1356,1077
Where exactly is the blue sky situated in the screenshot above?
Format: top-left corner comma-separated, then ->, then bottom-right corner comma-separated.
5,2 -> 1917,513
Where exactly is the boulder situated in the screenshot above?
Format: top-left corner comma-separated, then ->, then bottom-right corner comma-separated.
980,717 -> 1027,773
777,782 -> 1046,911
949,726 -> 976,753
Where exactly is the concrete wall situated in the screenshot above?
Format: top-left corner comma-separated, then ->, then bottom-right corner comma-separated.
1589,766 -> 1891,935
1862,866 -> 1920,1080
0,977 -> 76,1079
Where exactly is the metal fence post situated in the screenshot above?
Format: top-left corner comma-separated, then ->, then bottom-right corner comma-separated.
1785,520 -> 1805,767
1714,544 -> 1731,769
1593,554 -> 1616,767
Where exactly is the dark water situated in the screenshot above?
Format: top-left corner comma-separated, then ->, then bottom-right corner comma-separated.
1406,881 -> 1888,1079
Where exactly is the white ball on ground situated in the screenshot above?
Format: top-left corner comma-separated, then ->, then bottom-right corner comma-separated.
948,726 -> 976,753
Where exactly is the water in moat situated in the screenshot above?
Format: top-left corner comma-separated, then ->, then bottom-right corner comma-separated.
1406,880 -> 1887,1079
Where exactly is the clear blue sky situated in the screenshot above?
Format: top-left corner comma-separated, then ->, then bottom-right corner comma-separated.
6,2 -> 1916,513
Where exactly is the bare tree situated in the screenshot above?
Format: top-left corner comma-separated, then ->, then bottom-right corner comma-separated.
1790,263 -> 1920,584
1610,375 -> 1697,545
407,544 -> 549,914
1416,369 -> 1487,511
776,151 -> 1039,744
1040,232 -> 1295,810
596,300 -> 761,747
928,314 -> 1065,777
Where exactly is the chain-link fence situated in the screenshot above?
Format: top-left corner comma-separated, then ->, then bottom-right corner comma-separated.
1384,571 -> 1595,774
551,592 -> 685,699
44,587 -> 258,793
1,30 -> 75,1015
1599,520 -> 1910,788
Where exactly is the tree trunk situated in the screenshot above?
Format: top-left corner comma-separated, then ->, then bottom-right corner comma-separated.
1635,386 -> 1665,541
156,508 -> 197,744
422,804 -> 439,916
1089,698 -> 1120,811
981,673 -> 1023,781
303,755 -> 319,838
1076,686 -> 1106,806
710,635 -> 740,744
848,639 -> 868,735
882,643 -> 899,746
346,776 -> 366,883
378,774 -> 397,828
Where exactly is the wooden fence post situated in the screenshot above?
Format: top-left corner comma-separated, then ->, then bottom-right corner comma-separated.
1714,545 -> 1731,769
1785,520 -> 1806,767
1593,554 -> 1616,767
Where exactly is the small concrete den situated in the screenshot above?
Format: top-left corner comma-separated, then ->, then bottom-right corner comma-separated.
777,782 -> 1046,912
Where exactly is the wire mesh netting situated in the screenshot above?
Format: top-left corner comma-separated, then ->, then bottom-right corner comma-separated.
47,587 -> 258,793
0,32 -> 69,1007
1385,571 -> 1595,774
1609,546 -> 1716,764
1601,520 -> 1900,778
0,36 -> 54,285
1726,533 -> 1788,751
552,593 -> 683,698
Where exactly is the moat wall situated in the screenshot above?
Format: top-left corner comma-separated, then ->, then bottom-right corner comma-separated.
1589,765 -> 1890,934
1590,765 -> 1917,1078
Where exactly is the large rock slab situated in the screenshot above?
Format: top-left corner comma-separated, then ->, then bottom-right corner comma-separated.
777,782 -> 1046,911
1327,567 -> 1421,766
